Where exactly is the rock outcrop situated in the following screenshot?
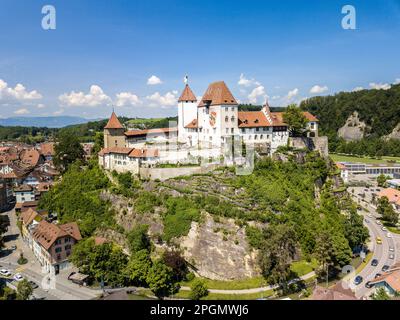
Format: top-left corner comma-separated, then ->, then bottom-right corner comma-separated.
180,214 -> 260,281
338,112 -> 367,141
383,123 -> 400,141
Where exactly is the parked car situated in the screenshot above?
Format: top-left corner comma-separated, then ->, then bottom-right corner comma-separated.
29,281 -> 39,289
375,273 -> 382,279
13,273 -> 24,282
0,269 -> 12,277
389,247 -> 395,252
376,237 -> 382,245
354,276 -> 363,285
10,245 -> 17,251
389,254 -> 395,260
376,221 -> 382,226
382,227 -> 388,232
371,259 -> 379,267
382,265 -> 390,272
365,219 -> 370,224
365,281 -> 373,289
387,232 -> 392,238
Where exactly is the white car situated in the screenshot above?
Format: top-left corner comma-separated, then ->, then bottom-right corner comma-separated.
376,220 -> 382,225
389,247 -> 395,252
0,269 -> 12,277
382,227 -> 388,231
13,273 -> 24,282
387,232 -> 392,238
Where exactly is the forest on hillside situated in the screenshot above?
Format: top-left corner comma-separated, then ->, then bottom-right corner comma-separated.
300,84 -> 400,156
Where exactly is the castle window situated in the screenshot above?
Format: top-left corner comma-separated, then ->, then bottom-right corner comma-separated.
254,135 -> 258,140
231,128 -> 234,134
225,107 -> 228,112
260,134 -> 263,139
225,116 -> 229,122
231,117 -> 235,122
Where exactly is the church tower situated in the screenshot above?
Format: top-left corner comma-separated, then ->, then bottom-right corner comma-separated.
178,77 -> 198,144
104,111 -> 126,148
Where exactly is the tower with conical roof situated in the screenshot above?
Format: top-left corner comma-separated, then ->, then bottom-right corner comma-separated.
104,111 -> 126,148
178,78 -> 198,144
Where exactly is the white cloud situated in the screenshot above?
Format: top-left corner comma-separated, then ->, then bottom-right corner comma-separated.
37,103 -> 46,109
352,86 -> 364,92
147,75 -> 162,85
238,73 -> 260,87
14,108 -> 30,115
271,95 -> 281,100
248,85 -> 267,104
287,88 -> 299,100
0,79 -> 42,101
115,92 -> 142,107
59,85 -> 111,107
53,109 -> 64,115
146,91 -> 178,108
369,82 -> 391,90
310,85 -> 328,94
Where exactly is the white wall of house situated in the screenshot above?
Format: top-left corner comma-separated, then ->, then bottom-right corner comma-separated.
15,191 -> 35,203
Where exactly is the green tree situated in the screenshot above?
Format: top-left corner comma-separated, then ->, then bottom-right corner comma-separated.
0,286 -> 16,300
16,279 -> 33,300
162,250 -> 188,282
377,197 -> 399,226
92,132 -> 104,155
344,209 -> 369,249
54,130 -> 85,172
146,261 -> 177,299
124,249 -> 152,286
127,225 -> 151,254
258,224 -> 297,292
372,287 -> 391,300
189,279 -> 209,300
283,104 -> 308,136
0,215 -> 8,249
377,174 -> 388,188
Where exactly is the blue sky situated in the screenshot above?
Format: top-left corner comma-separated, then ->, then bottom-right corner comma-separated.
0,0 -> 399,119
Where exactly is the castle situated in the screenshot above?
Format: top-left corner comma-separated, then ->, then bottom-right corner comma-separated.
98,80 -> 319,175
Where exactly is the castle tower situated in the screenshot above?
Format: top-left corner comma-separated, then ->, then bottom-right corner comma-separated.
104,111 -> 126,148
178,80 -> 198,144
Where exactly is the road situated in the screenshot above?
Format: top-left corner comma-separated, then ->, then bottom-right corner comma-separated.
349,186 -> 400,299
0,208 -> 102,300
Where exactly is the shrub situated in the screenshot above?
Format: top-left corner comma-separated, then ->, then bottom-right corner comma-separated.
189,279 -> 208,300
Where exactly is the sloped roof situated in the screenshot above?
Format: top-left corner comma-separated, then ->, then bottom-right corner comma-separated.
14,184 -> 33,192
178,84 -> 197,102
129,148 -> 159,158
311,282 -> 357,300
20,208 -> 39,226
39,143 -> 55,156
379,188 -> 400,206
198,81 -> 237,107
104,112 -> 124,129
370,266 -> 400,292
124,127 -> 178,137
184,119 -> 200,129
20,148 -> 41,167
238,112 -> 271,128
32,220 -> 81,250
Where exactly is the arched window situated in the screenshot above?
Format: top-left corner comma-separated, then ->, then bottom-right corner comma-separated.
225,116 -> 229,122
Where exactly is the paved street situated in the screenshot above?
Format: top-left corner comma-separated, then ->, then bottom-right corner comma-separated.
349,185 -> 400,299
0,208 -> 102,300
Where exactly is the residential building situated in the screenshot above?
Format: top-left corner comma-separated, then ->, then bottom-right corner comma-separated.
378,188 -> 400,211
13,184 -> 35,204
311,282 -> 358,300
369,263 -> 400,295
31,221 -> 82,274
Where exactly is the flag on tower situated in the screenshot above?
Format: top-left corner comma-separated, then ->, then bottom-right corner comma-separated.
184,75 -> 188,85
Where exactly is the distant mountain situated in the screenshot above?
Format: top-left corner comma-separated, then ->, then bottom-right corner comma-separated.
0,116 -> 95,128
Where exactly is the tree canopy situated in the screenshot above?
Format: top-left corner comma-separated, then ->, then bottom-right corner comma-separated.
283,104 -> 308,136
53,131 -> 85,172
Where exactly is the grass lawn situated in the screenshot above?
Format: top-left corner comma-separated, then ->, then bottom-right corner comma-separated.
381,221 -> 400,235
179,260 -> 318,291
290,259 -> 319,276
355,252 -> 374,274
174,289 -> 275,300
330,153 -> 400,165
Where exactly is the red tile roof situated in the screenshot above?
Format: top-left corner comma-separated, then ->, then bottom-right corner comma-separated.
104,112 -> 124,129
178,84 -> 197,102
378,188 -> 400,206
39,143 -> 55,156
124,127 -> 178,137
198,81 -> 237,107
20,148 -> 41,167
20,208 -> 39,226
32,221 -> 81,250
184,119 -> 200,129
129,148 -> 159,158
238,112 -> 271,128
